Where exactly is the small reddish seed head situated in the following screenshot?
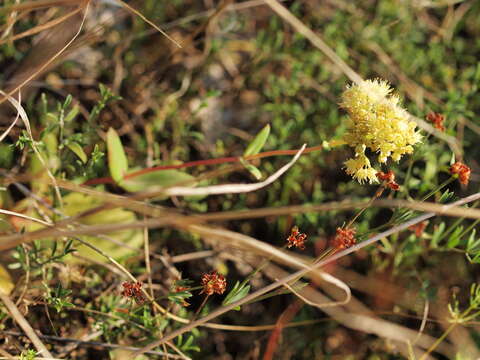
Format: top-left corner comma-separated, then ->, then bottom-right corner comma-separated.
331,227 -> 356,250
408,221 -> 428,237
286,226 -> 307,250
201,271 -> 227,296
175,286 -> 189,293
426,112 -> 445,132
376,170 -> 400,191
450,161 -> 471,185
121,281 -> 145,304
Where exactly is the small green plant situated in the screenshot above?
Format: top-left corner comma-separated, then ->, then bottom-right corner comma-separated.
88,84 -> 122,123
175,333 -> 201,354
45,283 -> 74,313
19,349 -> 38,360
10,240 -> 76,273
420,284 -> 480,360
448,284 -> 480,324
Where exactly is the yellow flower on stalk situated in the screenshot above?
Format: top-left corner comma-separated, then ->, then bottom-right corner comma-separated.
340,79 -> 421,184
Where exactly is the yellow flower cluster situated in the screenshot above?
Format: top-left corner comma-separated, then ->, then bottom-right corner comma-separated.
340,79 -> 421,184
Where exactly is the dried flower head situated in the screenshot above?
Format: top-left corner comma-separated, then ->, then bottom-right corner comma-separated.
121,281 -> 145,304
376,170 -> 400,191
450,161 -> 471,185
341,79 -> 421,184
201,271 -> 227,296
409,221 -> 428,237
331,227 -> 356,250
426,112 -> 445,132
286,226 -> 307,250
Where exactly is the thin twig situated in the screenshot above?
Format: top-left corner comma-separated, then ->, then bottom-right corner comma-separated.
0,292 -> 54,358
2,196 -> 480,251
170,250 -> 216,263
0,208 -> 52,226
0,92 -> 20,142
0,0 -> 80,13
114,0 -> 181,48
0,6 -> 83,46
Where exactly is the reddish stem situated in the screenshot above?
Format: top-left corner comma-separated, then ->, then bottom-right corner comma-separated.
83,144 -> 325,186
124,156 -> 239,179
263,299 -> 303,360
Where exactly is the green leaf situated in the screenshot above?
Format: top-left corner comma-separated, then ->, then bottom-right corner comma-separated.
180,335 -> 200,352
468,253 -> 480,264
240,158 -> 262,180
449,152 -> 456,166
184,335 -> 194,349
121,169 -> 196,193
222,280 -> 251,311
240,124 -> 270,179
244,124 -> 270,156
61,192 -> 143,263
466,229 -> 479,252
439,189 -> 455,203
431,222 -> 445,248
106,127 -> 128,183
66,142 -> 87,163
168,290 -> 192,306
447,225 -> 463,248
63,94 -> 72,108
168,280 -> 193,306
64,106 -> 79,123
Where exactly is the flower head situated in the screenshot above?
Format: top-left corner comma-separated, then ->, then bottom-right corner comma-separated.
286,226 -> 307,250
450,161 -> 471,185
426,112 -> 445,132
341,79 -> 421,183
201,271 -> 227,296
376,170 -> 400,191
331,227 -> 356,250
121,281 -> 145,304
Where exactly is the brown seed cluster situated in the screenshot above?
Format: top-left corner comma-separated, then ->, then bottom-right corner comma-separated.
121,281 -> 145,304
376,170 -> 400,191
201,271 -> 227,296
450,161 -> 471,185
286,226 -> 307,250
331,227 -> 357,250
426,112 -> 445,132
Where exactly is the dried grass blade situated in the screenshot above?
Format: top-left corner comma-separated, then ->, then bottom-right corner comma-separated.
163,144 -> 306,197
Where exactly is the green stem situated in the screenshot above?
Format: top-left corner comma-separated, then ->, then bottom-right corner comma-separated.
419,322 -> 456,360
346,186 -> 385,229
387,176 -> 455,228
420,177 -> 455,202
